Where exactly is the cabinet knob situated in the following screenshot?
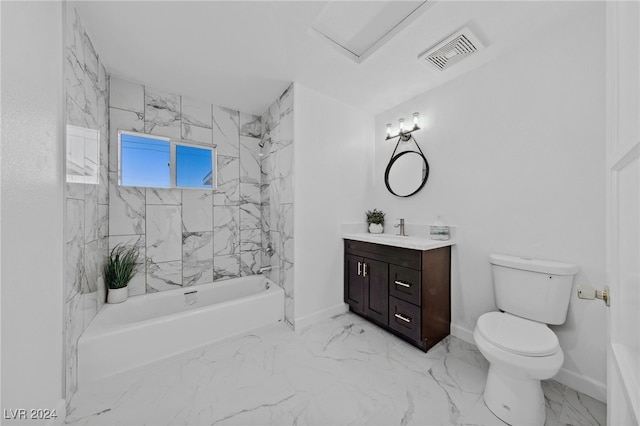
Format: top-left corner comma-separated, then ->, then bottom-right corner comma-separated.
395,280 -> 411,288
357,261 -> 362,276
363,262 -> 368,277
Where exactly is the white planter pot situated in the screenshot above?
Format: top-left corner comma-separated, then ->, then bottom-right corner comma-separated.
369,223 -> 384,234
107,286 -> 128,304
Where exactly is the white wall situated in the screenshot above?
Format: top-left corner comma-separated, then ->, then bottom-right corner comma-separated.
1,1 -> 66,423
371,3 -> 607,400
293,84 -> 374,328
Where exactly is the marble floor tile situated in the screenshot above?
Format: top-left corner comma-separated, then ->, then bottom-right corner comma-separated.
66,313 -> 606,426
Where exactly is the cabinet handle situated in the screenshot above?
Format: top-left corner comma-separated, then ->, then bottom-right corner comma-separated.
363,262 -> 368,277
357,262 -> 362,276
395,280 -> 411,288
394,313 -> 411,323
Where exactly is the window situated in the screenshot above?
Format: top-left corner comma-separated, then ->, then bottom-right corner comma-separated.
175,143 -> 215,189
120,132 -> 171,187
118,131 -> 216,189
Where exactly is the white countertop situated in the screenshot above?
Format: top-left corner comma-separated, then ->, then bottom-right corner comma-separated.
343,232 -> 455,251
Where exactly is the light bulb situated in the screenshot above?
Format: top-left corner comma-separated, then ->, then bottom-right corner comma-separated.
386,123 -> 392,137
413,112 -> 419,127
399,118 -> 405,132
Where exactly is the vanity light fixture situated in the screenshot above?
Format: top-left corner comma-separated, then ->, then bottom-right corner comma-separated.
384,111 -> 429,198
386,112 -> 420,141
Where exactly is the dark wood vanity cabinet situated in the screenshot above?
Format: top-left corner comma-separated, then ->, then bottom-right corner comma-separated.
344,239 -> 451,352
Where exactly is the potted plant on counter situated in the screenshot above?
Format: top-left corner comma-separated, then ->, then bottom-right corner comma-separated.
104,244 -> 139,304
366,208 -> 385,234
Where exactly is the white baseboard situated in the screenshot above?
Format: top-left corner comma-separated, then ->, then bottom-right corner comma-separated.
294,303 -> 348,332
450,322 -> 475,344
449,321 -> 606,403
555,367 -> 606,403
46,398 -> 66,426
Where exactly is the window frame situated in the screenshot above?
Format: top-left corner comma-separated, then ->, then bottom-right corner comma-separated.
118,130 -> 217,190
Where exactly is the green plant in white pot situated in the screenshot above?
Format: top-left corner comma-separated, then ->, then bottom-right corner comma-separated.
104,244 -> 139,304
366,209 -> 385,234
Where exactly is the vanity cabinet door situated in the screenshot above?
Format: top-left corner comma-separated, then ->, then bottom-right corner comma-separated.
344,254 -> 364,313
362,258 -> 389,325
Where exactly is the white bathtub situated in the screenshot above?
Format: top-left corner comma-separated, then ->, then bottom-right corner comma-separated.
78,275 -> 283,387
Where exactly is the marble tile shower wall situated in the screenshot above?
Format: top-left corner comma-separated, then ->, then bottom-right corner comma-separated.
260,85 -> 294,327
64,6 -> 109,398
108,76 -> 264,295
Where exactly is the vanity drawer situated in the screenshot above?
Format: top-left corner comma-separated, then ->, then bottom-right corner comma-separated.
389,265 -> 421,305
344,239 -> 421,269
388,296 -> 421,343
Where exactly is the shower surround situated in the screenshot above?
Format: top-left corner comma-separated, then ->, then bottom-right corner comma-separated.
107,76 -> 264,295
108,78 -> 295,326
260,85 -> 295,327
64,5 -> 109,400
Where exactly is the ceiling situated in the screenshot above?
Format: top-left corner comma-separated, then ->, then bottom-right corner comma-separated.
73,1 -> 582,116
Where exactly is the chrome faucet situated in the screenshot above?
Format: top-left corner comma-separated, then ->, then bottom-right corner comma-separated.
394,218 -> 408,236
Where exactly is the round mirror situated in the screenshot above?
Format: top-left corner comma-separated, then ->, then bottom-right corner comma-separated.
384,150 -> 429,197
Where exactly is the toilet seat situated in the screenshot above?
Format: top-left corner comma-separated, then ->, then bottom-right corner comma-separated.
476,312 -> 559,357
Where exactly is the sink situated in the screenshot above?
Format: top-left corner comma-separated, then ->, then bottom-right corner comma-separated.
342,232 -> 454,251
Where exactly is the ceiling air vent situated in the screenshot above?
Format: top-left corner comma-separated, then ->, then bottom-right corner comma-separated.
418,27 -> 484,71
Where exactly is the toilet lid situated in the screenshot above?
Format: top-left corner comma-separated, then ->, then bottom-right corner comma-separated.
477,312 -> 559,357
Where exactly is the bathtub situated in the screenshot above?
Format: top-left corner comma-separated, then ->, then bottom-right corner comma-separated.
78,275 -> 283,387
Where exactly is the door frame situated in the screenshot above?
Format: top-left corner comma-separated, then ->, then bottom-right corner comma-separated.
605,2 -> 639,424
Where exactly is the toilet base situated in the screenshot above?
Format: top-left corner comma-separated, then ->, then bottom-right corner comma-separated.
483,364 -> 546,426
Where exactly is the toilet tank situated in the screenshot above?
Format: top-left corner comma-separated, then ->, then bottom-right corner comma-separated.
490,254 -> 578,325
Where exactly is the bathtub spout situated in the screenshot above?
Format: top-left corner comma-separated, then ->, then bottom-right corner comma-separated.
258,266 -> 272,274
184,290 -> 197,306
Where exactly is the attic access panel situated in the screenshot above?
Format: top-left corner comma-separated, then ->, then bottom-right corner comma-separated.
309,1 -> 431,64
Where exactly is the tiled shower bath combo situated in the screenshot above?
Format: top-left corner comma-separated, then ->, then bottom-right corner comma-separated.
64,5 -> 294,403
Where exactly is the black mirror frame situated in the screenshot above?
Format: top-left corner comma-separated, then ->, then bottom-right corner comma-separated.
384,149 -> 430,197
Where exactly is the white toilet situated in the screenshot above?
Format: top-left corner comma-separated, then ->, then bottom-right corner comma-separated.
473,254 -> 578,426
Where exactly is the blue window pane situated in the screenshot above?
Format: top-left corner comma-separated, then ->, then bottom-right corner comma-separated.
121,134 -> 170,188
176,145 -> 214,189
